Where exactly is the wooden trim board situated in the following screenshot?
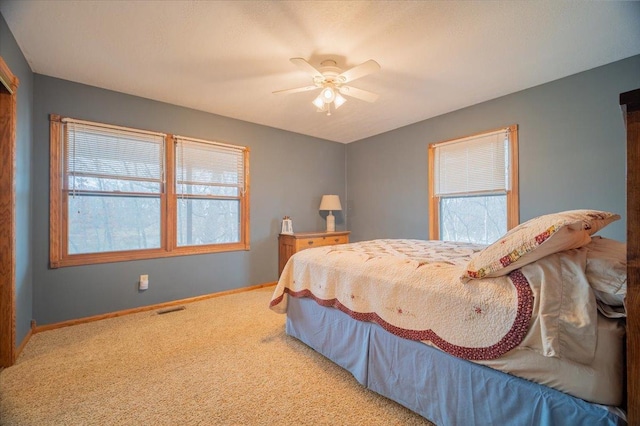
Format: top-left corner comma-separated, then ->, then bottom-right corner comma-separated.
621,88 -> 640,424
0,56 -> 19,368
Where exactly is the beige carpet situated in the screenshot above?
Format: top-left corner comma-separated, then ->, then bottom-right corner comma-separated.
0,287 -> 434,425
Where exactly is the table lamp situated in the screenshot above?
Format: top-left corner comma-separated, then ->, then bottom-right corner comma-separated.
319,195 -> 342,232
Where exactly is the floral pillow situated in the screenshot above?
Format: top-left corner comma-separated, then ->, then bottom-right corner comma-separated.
462,209 -> 620,280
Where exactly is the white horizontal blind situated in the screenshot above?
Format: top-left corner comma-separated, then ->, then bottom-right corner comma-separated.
64,120 -> 165,192
434,128 -> 509,196
175,136 -> 246,196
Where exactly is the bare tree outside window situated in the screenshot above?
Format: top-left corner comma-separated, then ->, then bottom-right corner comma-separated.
440,195 -> 506,244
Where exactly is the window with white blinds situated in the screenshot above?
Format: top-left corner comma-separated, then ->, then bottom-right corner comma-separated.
61,119 -> 166,256
174,136 -> 248,247
429,125 -> 519,244
49,115 -> 250,268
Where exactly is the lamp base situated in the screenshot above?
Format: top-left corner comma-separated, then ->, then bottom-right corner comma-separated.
326,212 -> 335,232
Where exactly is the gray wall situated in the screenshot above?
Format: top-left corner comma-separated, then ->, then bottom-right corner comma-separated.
0,15 -> 33,347
32,75 -> 345,325
347,55 -> 640,244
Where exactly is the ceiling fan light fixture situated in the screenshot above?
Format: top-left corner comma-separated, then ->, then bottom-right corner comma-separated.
275,57 -> 380,116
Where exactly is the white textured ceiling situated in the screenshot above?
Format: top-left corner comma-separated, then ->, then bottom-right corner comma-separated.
2,1 -> 639,143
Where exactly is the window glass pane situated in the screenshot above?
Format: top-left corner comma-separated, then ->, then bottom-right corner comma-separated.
440,195 -> 506,244
68,195 -> 161,254
68,176 -> 160,193
175,183 -> 239,197
177,198 -> 240,246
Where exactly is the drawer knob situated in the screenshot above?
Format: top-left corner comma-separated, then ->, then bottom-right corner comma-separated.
334,238 -> 339,242
308,241 -> 314,245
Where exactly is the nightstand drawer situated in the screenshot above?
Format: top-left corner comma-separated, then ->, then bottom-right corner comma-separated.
296,237 -> 324,250
295,235 -> 347,250
325,234 -> 349,245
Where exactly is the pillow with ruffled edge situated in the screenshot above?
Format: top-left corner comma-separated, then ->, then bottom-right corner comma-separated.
462,209 -> 620,280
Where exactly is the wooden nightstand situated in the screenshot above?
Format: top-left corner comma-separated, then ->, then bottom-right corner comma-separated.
278,231 -> 351,277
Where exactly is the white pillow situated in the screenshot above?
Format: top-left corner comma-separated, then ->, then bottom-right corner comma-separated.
585,236 -> 626,307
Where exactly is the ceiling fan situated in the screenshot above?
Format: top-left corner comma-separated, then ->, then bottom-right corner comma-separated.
274,57 -> 381,116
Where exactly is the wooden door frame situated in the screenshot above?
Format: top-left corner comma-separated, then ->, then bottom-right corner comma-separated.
0,56 -> 19,368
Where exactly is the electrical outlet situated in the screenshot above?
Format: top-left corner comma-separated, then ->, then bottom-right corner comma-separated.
139,274 -> 149,291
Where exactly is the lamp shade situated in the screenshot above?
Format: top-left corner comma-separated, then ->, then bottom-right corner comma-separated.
319,195 -> 342,211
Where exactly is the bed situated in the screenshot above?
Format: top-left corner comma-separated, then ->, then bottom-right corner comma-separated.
269,88 -> 640,426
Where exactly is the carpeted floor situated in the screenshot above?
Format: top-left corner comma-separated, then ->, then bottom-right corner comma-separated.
0,287 -> 434,425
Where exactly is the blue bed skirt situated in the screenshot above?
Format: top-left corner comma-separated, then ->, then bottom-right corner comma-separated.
286,296 -> 626,426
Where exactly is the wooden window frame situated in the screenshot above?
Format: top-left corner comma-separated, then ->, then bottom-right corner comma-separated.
428,125 -> 519,240
49,115 -> 250,268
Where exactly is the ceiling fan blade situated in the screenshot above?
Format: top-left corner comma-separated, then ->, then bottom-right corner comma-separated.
338,59 -> 380,83
272,85 -> 319,95
290,58 -> 324,80
339,86 -> 379,103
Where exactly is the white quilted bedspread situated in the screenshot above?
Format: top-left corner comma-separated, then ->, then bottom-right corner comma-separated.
270,239 -> 535,360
